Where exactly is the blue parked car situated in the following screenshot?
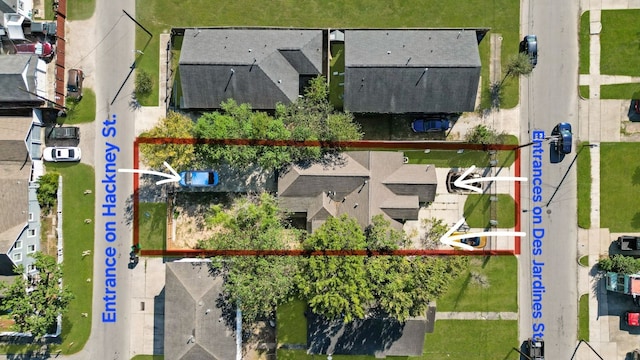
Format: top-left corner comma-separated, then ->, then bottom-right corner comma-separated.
411,118 -> 451,133
179,170 -> 219,187
552,122 -> 572,154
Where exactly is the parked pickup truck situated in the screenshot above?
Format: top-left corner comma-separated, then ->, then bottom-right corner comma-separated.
617,236 -> 640,251
526,338 -> 544,360
47,126 -> 80,140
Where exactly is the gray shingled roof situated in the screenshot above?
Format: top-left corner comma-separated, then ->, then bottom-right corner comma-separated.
179,28 -> 324,110
0,116 -> 32,253
164,262 -> 237,360
343,29 -> 481,114
0,55 -> 44,108
278,151 -> 437,232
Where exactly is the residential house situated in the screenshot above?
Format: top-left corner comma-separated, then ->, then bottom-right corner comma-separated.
278,151 -> 437,232
0,54 -> 46,110
177,28 -> 326,110
164,261 -> 238,360
341,29 -> 484,114
0,116 -> 43,276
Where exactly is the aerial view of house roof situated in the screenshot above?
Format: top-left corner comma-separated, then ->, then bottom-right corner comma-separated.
342,29 -> 482,114
164,261 -> 237,360
278,151 -> 437,232
178,28 -> 325,110
0,54 -> 45,109
0,116 -> 32,274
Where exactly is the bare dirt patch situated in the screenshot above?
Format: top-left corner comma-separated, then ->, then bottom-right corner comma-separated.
171,192 -> 233,249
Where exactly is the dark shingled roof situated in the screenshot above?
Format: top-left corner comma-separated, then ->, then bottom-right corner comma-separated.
179,28 -> 324,110
343,29 -> 481,114
164,262 -> 237,360
278,151 -> 436,232
0,55 -> 45,108
307,312 -> 432,357
0,116 -> 32,253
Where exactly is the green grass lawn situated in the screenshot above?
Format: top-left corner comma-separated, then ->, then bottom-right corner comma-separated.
579,11 -> 590,75
136,0 -> 519,108
464,194 -> 515,229
577,142 -> 591,229
599,83 -> 640,99
138,203 -> 167,251
600,143 -> 640,231
600,10 -> 640,76
277,299 -> 307,346
42,163 -> 95,354
437,256 -> 517,312
579,85 -> 589,99
578,294 -> 589,341
420,320 -> 519,360
63,89 -> 96,125
329,42 -> 345,110
67,0 -> 95,20
601,143 -> 640,230
405,136 -> 518,169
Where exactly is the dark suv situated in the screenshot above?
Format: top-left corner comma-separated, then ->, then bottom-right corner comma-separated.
522,35 -> 538,67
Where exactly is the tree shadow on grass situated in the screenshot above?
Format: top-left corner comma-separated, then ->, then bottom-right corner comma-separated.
631,212 -> 640,229
632,167 -> 640,185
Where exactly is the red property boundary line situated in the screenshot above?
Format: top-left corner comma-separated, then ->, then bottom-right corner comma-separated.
131,138 -> 522,257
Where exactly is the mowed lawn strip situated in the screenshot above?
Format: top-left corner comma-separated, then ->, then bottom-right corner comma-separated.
138,203 -> 167,251
600,142 -> 640,231
44,163 -> 95,354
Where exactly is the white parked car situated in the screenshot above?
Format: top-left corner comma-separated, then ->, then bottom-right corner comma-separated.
43,147 -> 81,162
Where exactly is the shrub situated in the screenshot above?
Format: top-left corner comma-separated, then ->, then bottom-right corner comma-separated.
36,172 -> 60,214
135,70 -> 153,97
598,254 -> 640,274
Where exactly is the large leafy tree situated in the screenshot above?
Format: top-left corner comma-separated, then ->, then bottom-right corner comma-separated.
0,252 -> 74,339
296,215 -> 372,323
598,254 -> 640,274
139,111 -> 195,171
193,100 -> 293,170
199,193 -> 301,323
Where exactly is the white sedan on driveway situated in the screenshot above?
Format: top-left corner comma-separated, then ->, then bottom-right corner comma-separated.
43,146 -> 81,162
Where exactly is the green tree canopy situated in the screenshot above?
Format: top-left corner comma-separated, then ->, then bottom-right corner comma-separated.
199,193 -> 301,323
193,100 -> 293,170
297,214 -> 372,323
0,252 -> 74,339
36,171 -> 59,214
598,254 -> 640,274
139,111 -> 195,171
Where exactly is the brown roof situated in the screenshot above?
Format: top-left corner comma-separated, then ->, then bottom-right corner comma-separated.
278,151 -> 437,231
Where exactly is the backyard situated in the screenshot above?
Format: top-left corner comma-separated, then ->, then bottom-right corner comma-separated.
136,0 -> 520,109
276,256 -> 518,360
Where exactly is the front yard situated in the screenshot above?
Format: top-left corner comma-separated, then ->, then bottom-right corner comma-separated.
600,142 -> 640,231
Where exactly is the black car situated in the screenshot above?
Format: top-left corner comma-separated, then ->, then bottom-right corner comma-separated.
446,170 -> 482,193
522,35 -> 538,67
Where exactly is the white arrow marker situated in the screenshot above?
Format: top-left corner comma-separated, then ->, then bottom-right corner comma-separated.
118,161 -> 181,185
440,217 -> 526,251
453,165 -> 528,193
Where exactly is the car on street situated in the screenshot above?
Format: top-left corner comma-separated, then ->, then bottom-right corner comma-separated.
522,35 -> 538,67
633,99 -> 640,114
552,122 -> 572,154
526,338 -> 545,360
43,146 -> 81,162
626,311 -> 640,327
67,69 -> 84,100
450,232 -> 487,249
179,170 -> 219,187
14,41 -> 54,59
411,118 -> 450,133
446,170 -> 482,193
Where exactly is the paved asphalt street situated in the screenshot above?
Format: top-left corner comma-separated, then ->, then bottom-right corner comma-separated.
519,0 -> 580,358
73,0 -> 136,359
